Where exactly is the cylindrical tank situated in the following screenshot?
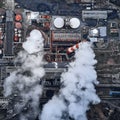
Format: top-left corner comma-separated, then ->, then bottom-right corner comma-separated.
15,31 -> 17,34
15,22 -> 22,29
18,33 -> 21,37
89,28 -> 99,37
14,28 -> 17,32
69,18 -> 80,29
54,17 -> 64,28
18,30 -> 22,33
15,14 -> 22,21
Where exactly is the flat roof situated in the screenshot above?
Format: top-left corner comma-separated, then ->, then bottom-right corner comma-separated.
82,10 -> 108,19
4,21 -> 14,56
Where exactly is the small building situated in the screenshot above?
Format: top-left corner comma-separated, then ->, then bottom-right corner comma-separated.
98,27 -> 107,37
30,12 -> 39,20
89,28 -> 99,37
110,29 -> 119,37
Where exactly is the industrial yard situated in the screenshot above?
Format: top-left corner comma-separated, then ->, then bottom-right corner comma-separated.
0,0 -> 120,120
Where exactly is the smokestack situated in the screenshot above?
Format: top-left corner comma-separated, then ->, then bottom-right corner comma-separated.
67,43 -> 79,54
40,41 -> 100,120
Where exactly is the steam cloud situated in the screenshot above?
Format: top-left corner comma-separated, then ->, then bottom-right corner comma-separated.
4,29 -> 45,120
40,41 -> 100,120
4,29 -> 100,120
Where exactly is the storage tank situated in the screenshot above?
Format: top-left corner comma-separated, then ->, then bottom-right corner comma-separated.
18,30 -> 22,33
69,18 -> 80,29
15,14 -> 22,21
53,17 -> 64,28
14,28 -> 17,32
15,22 -> 22,29
18,33 -> 21,37
89,28 -> 99,37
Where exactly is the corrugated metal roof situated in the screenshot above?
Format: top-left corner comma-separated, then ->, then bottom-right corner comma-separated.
82,10 -> 107,19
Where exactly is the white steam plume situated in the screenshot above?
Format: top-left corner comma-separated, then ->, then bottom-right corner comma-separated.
40,41 -> 100,120
4,29 -> 45,120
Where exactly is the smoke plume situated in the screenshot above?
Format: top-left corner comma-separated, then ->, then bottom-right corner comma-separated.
4,29 -> 45,120
40,41 -> 100,120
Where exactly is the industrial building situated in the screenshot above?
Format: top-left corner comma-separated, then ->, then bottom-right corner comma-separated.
4,10 -> 14,56
82,10 -> 108,20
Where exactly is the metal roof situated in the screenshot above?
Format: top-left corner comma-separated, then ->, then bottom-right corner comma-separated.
82,10 -> 108,19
